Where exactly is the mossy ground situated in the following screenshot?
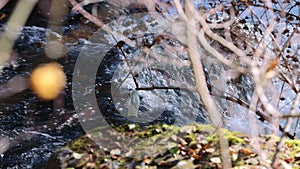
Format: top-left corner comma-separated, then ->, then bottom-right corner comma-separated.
48,123 -> 300,169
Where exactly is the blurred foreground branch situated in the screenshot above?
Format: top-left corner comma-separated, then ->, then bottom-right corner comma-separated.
0,0 -> 38,72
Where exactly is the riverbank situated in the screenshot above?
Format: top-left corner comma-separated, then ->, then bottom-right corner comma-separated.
45,123 -> 300,169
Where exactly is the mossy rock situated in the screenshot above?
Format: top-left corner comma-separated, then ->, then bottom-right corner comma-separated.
45,123 -> 300,169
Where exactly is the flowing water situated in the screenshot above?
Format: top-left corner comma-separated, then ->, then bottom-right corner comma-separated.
0,0 -> 299,168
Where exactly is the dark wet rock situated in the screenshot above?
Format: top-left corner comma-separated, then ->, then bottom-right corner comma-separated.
0,123 -> 84,169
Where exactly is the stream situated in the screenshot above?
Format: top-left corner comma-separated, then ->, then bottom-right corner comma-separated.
0,0 -> 299,168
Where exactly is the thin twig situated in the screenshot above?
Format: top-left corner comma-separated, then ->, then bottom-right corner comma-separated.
272,92 -> 300,167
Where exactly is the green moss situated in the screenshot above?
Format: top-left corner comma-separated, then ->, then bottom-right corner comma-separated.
54,123 -> 300,169
67,135 -> 94,153
285,139 -> 300,158
286,139 -> 300,149
206,128 -> 245,145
